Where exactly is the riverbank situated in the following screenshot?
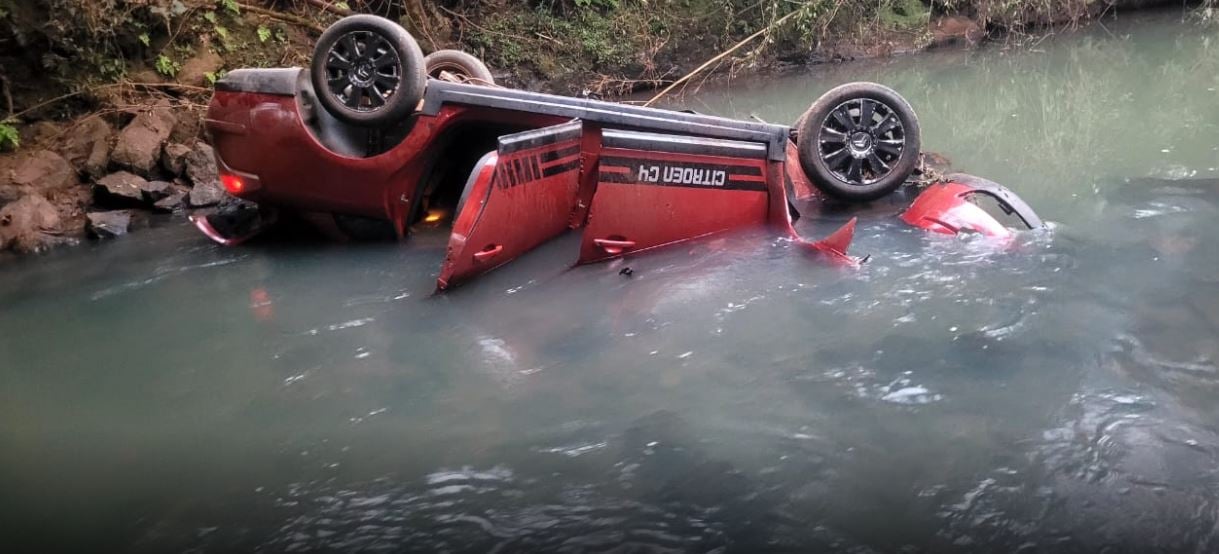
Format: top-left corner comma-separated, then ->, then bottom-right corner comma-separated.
0,0 -> 1207,257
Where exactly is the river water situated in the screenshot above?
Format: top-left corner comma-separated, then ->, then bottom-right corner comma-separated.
3,10 -> 1219,553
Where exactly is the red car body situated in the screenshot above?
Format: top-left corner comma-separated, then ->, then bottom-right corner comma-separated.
201,69 -> 1039,289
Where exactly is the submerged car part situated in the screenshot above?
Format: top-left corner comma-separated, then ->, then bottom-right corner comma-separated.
190,203 -> 277,247
901,173 -> 1043,238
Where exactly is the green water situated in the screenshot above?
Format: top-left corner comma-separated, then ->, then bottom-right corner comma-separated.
3,10 -> 1219,552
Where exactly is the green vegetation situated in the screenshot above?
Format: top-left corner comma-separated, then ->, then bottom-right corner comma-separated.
154,54 -> 180,78
0,0 -> 1207,134
0,121 -> 18,151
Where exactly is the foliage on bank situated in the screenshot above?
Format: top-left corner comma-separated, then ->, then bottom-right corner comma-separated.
0,0 -> 1196,149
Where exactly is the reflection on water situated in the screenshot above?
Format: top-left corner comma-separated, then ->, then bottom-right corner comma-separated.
3,10 -> 1219,553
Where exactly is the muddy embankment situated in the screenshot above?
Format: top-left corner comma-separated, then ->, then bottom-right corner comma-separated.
0,0 -> 1200,258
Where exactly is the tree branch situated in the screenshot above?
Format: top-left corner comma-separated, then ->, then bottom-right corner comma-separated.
236,3 -> 326,34
301,0 -> 352,17
644,9 -> 799,107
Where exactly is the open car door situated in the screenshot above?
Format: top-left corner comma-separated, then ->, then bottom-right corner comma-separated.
437,120 -> 584,290
578,129 -> 773,263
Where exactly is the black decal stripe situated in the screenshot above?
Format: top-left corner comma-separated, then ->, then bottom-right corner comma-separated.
542,159 -> 580,178
539,144 -> 581,163
498,121 -> 583,154
540,155 -> 580,171
600,156 -> 763,176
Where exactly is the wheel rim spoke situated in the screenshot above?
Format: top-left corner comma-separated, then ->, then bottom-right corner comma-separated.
368,85 -> 387,107
873,114 -> 901,136
820,128 -> 847,144
374,52 -> 398,68
342,35 -> 360,58
876,139 -> 903,156
866,152 -> 889,174
830,108 -> 853,131
847,157 -> 864,182
858,99 -> 875,128
344,87 -> 362,108
375,75 -> 398,89
824,148 -> 850,170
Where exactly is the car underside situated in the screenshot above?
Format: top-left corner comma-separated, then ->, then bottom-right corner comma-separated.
196,15 -> 1044,290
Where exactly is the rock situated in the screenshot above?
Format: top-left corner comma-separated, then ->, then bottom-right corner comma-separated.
86,210 -> 133,238
142,180 -> 174,201
178,49 -> 223,87
153,188 -> 189,212
46,186 -> 91,238
184,142 -> 225,207
162,142 -> 193,176
0,194 -> 70,253
184,142 -> 216,183
930,16 -> 983,48
94,171 -> 149,205
111,101 -> 176,176
189,180 -> 225,207
0,149 -> 78,204
169,111 -> 204,144
61,118 -> 115,179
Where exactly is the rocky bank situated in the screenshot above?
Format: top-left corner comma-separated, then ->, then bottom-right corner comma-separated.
0,101 -> 225,256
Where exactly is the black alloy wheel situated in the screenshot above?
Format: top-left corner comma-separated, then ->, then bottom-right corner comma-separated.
796,82 -> 921,202
325,30 -> 402,112
818,98 -> 906,186
310,15 -> 426,127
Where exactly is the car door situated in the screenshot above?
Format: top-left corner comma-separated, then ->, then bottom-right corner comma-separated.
578,129 -> 773,264
437,120 -> 584,289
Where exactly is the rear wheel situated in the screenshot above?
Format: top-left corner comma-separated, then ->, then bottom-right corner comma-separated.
310,15 -> 426,128
424,49 -> 495,86
796,82 -> 920,201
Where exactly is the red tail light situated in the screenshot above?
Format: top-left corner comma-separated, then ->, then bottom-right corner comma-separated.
220,173 -> 246,195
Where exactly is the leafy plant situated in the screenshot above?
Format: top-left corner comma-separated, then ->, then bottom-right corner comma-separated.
0,122 -> 19,152
220,0 -> 240,15
138,32 -> 151,47
257,24 -> 271,43
155,54 -> 181,77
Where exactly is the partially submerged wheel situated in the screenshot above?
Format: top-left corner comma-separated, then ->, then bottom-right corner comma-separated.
797,82 -> 921,202
424,49 -> 496,86
310,14 -> 426,127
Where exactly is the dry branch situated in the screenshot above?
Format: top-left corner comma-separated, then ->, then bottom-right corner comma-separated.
644,9 -> 799,107
237,3 -> 326,34
10,82 -> 211,121
302,0 -> 352,17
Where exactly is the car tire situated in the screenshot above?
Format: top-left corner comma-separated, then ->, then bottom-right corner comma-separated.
796,82 -> 921,202
424,49 -> 496,86
310,15 -> 426,128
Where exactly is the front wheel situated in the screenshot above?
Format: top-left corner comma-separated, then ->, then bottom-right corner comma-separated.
424,49 -> 496,86
796,82 -> 921,202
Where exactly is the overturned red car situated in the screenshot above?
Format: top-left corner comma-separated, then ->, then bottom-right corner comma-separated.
197,14 -> 1042,289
